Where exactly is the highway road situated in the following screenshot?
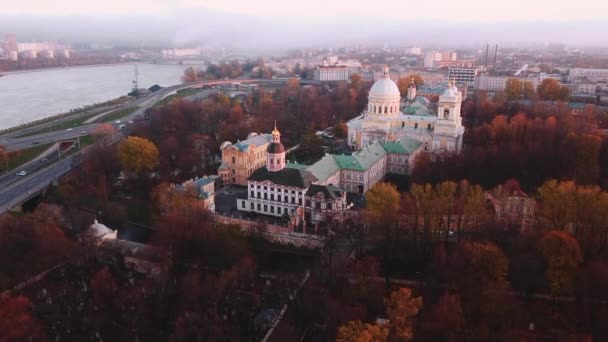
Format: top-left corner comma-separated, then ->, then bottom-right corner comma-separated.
0,157 -> 73,213
0,78 -> 294,214
0,144 -> 64,188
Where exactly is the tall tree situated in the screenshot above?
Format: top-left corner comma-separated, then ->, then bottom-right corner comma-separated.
385,287 -> 423,342
0,295 -> 47,341
539,230 -> 582,296
366,182 -> 401,285
117,136 -> 159,175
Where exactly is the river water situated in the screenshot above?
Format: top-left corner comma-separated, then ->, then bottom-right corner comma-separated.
0,63 -> 196,130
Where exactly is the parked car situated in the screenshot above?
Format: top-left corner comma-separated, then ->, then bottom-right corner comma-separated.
16,170 -> 27,176
41,158 -> 48,162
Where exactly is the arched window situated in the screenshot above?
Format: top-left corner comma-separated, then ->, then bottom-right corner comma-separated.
427,123 -> 432,130
373,105 -> 376,113
444,109 -> 449,119
414,122 -> 418,129
385,106 -> 388,114
401,122 -> 405,128
389,106 -> 392,113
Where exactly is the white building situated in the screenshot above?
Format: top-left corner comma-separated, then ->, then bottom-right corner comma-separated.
569,68 -> 608,83
405,47 -> 422,55
577,83 -> 597,95
475,75 -> 540,91
347,67 -> 464,154
161,48 -> 201,58
448,67 -> 477,87
424,53 -> 435,68
314,65 -> 349,81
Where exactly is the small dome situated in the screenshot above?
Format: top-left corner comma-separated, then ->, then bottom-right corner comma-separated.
220,141 -> 232,150
369,74 -> 400,99
439,81 -> 461,102
267,142 -> 285,154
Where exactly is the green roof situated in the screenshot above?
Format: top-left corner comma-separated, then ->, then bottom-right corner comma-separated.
306,155 -> 341,182
333,154 -> 365,171
286,162 -> 309,170
355,142 -> 387,170
382,137 -> 423,154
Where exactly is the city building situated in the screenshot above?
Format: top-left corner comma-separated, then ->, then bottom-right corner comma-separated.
161,47 -> 202,58
236,124 -> 423,226
475,75 -> 539,91
174,175 -> 219,212
347,66 -> 465,153
314,65 -> 349,81
486,180 -> 536,231
448,67 -> 478,87
569,68 -> 608,83
218,133 -> 273,186
423,53 -> 435,68
577,82 -> 597,95
405,47 -> 422,55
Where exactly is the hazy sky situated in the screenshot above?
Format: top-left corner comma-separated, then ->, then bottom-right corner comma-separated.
4,0 -> 608,21
2,0 -> 607,51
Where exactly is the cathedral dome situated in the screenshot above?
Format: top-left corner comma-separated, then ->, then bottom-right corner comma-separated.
267,142 -> 286,154
369,66 -> 401,99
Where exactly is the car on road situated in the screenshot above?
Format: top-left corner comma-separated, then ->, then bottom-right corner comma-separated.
66,128 -> 73,131
16,170 -> 27,176
41,158 -> 49,162
115,120 -> 121,124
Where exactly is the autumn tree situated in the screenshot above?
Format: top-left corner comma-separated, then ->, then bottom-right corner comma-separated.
117,136 -> 159,174
419,293 -> 465,341
0,295 -> 47,341
366,182 -> 401,285
539,230 -> 582,296
334,120 -> 348,139
397,75 -> 422,97
537,78 -> 570,101
181,66 -> 199,83
336,320 -> 388,342
504,78 -> 535,101
385,287 -> 423,342
460,241 -> 509,286
92,123 -> 117,146
91,267 -> 119,308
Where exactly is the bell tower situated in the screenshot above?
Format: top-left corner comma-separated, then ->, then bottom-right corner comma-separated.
432,80 -> 465,153
267,121 -> 286,172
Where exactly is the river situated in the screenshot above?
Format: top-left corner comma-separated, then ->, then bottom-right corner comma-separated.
0,63 -> 199,130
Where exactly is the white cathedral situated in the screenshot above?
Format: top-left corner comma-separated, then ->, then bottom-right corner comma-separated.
347,66 -> 465,153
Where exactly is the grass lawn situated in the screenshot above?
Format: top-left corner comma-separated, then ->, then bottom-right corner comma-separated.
21,112 -> 102,137
0,143 -> 53,172
154,87 -> 206,108
94,106 -> 138,123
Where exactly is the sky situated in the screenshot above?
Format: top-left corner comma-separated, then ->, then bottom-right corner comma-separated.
1,0 -> 607,51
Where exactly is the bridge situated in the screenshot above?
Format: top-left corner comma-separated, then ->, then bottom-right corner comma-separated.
0,77 -> 296,214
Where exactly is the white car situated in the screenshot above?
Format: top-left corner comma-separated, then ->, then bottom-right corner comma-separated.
16,170 -> 27,176
66,128 -> 73,131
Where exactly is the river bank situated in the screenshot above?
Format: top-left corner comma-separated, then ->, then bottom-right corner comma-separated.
0,63 -> 188,130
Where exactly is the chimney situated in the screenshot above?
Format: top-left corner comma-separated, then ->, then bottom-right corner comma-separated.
493,44 -> 498,70
484,43 -> 489,70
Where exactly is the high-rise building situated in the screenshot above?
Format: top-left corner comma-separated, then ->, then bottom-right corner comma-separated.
448,67 -> 478,87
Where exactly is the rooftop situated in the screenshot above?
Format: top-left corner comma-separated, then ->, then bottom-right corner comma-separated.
249,166 -> 318,188
382,137 -> 423,154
